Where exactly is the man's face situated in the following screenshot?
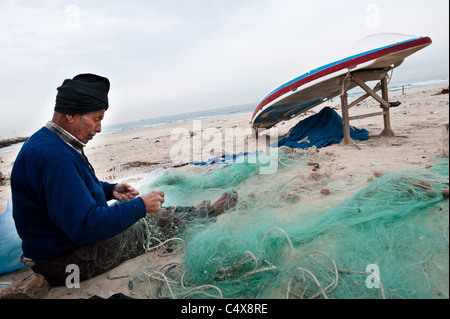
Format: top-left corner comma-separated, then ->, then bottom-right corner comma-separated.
68,110 -> 105,144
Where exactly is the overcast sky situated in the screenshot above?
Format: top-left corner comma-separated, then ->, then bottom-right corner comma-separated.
0,0 -> 449,138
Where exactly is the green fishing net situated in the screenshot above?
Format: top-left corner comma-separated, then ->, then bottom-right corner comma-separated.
128,148 -> 448,299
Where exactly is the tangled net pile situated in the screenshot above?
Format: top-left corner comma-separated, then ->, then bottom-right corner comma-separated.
124,148 -> 448,299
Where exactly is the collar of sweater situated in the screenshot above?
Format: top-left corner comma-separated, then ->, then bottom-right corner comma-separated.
45,121 -> 85,154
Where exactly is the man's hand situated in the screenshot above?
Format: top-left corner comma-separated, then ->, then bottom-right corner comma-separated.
113,184 -> 164,214
140,190 -> 165,214
112,183 -> 140,202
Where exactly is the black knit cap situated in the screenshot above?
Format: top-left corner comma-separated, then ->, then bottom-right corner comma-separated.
55,73 -> 110,114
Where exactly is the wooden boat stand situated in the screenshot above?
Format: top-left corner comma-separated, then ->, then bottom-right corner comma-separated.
339,68 -> 395,146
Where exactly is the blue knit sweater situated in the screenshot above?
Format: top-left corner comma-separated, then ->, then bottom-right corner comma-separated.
11,127 -> 146,262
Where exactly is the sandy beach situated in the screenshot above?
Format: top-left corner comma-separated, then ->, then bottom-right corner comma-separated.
0,82 -> 448,299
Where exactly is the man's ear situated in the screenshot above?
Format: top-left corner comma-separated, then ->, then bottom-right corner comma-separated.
65,114 -> 78,124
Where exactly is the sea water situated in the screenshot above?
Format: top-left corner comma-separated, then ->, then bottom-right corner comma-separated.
346,73 -> 449,97
101,103 -> 256,136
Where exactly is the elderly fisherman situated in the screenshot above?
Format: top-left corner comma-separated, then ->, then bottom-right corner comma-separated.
11,74 -> 237,286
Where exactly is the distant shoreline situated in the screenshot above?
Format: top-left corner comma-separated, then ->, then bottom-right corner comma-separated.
1,74 -> 448,143
100,74 -> 449,136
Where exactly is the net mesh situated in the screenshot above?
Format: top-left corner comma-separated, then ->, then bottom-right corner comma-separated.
123,148 -> 448,299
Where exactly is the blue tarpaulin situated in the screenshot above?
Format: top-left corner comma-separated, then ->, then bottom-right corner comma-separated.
191,151 -> 260,166
275,106 -> 369,149
0,198 -> 26,275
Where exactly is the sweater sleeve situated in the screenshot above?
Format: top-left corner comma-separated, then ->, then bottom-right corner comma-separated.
43,156 -> 146,246
101,181 -> 117,201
